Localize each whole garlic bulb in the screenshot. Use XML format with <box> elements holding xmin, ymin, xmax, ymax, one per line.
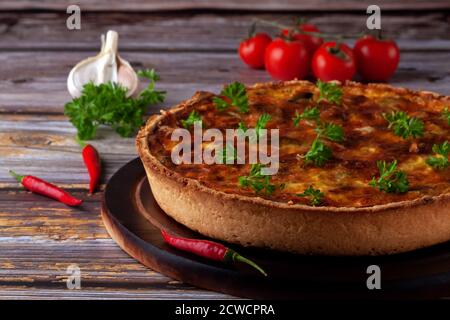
<box><xmin>67</xmin><ymin>30</ymin><xmax>139</xmax><ymax>98</ymax></box>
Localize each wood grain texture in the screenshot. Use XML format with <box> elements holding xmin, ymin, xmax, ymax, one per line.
<box><xmin>0</xmin><ymin>12</ymin><xmax>448</xmax><ymax>51</ymax></box>
<box><xmin>0</xmin><ymin>50</ymin><xmax>448</xmax><ymax>114</ymax></box>
<box><xmin>0</xmin><ymin>190</ymin><xmax>230</xmax><ymax>299</ymax></box>
<box><xmin>0</xmin><ymin>115</ymin><xmax>137</xmax><ymax>184</ymax></box>
<box><xmin>0</xmin><ymin>288</ymin><xmax>230</xmax><ymax>300</ymax></box>
<box><xmin>2</xmin><ymin>0</ymin><xmax>450</xmax><ymax>12</ymax></box>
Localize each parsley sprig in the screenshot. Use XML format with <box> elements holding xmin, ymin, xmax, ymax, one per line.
<box><xmin>213</xmin><ymin>82</ymin><xmax>249</xmax><ymax>113</ymax></box>
<box><xmin>304</xmin><ymin>137</ymin><xmax>332</xmax><ymax>166</ymax></box>
<box><xmin>294</xmin><ymin>107</ymin><xmax>343</xmax><ymax>166</ymax></box>
<box><xmin>302</xmin><ymin>123</ymin><xmax>343</xmax><ymax>166</ymax></box>
<box><xmin>136</xmin><ymin>69</ymin><xmax>166</xmax><ymax>104</ymax></box>
<box><xmin>238</xmin><ymin>113</ymin><xmax>271</xmax><ymax>141</ymax></box>
<box><xmin>238</xmin><ymin>122</ymin><xmax>248</xmax><ymax>132</ymax></box>
<box><xmin>181</xmin><ymin>110</ymin><xmax>202</xmax><ymax>128</ymax></box>
<box><xmin>426</xmin><ymin>141</ymin><xmax>450</xmax><ymax>169</ymax></box>
<box><xmin>369</xmin><ymin>160</ymin><xmax>409</xmax><ymax>193</ymax></box>
<box><xmin>315</xmin><ymin>122</ymin><xmax>344</xmax><ymax>142</ymax></box>
<box><xmin>218</xmin><ymin>144</ymin><xmax>239</xmax><ymax>164</ymax></box>
<box><xmin>64</xmin><ymin>69</ymin><xmax>165</xmax><ymax>140</ymax></box>
<box><xmin>238</xmin><ymin>164</ymin><xmax>276</xmax><ymax>195</ymax></box>
<box><xmin>297</xmin><ymin>185</ymin><xmax>324</xmax><ymax>206</ymax></box>
<box><xmin>442</xmin><ymin>107</ymin><xmax>450</xmax><ymax>126</ymax></box>
<box><xmin>316</xmin><ymin>80</ymin><xmax>342</xmax><ymax>105</ymax></box>
<box><xmin>294</xmin><ymin>105</ymin><xmax>343</xmax><ymax>166</ymax></box>
<box><xmin>293</xmin><ymin>106</ymin><xmax>320</xmax><ymax>126</ymax></box>
<box><xmin>384</xmin><ymin>111</ymin><xmax>424</xmax><ymax>139</ymax></box>
<box><xmin>255</xmin><ymin>113</ymin><xmax>271</xmax><ymax>138</ymax></box>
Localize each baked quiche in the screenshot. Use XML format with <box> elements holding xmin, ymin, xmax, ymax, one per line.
<box><xmin>136</xmin><ymin>80</ymin><xmax>450</xmax><ymax>256</ymax></box>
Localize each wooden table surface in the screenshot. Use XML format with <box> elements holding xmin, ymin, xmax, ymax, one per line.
<box><xmin>0</xmin><ymin>1</ymin><xmax>449</xmax><ymax>299</ymax></box>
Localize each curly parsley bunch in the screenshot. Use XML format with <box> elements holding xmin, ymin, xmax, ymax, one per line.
<box><xmin>64</xmin><ymin>69</ymin><xmax>165</xmax><ymax>140</ymax></box>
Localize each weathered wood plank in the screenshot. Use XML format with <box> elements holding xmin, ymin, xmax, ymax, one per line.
<box><xmin>0</xmin><ymin>50</ymin><xmax>448</xmax><ymax>114</ymax></box>
<box><xmin>0</xmin><ymin>114</ymin><xmax>136</xmax><ymax>184</ymax></box>
<box><xmin>0</xmin><ymin>190</ymin><xmax>232</xmax><ymax>299</ymax></box>
<box><xmin>0</xmin><ymin>12</ymin><xmax>448</xmax><ymax>51</ymax></box>
<box><xmin>0</xmin><ymin>288</ymin><xmax>231</xmax><ymax>299</ymax></box>
<box><xmin>2</xmin><ymin>0</ymin><xmax>449</xmax><ymax>12</ymax></box>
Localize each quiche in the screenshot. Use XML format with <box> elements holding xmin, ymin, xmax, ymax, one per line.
<box><xmin>136</xmin><ymin>80</ymin><xmax>450</xmax><ymax>256</ymax></box>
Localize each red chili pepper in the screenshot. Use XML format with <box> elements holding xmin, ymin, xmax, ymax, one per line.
<box><xmin>161</xmin><ymin>229</ymin><xmax>267</xmax><ymax>276</ymax></box>
<box><xmin>79</xmin><ymin>142</ymin><xmax>101</xmax><ymax>194</ymax></box>
<box><xmin>9</xmin><ymin>170</ymin><xmax>82</xmax><ymax>207</ymax></box>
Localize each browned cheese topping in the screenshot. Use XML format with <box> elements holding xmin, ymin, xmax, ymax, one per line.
<box><xmin>148</xmin><ymin>81</ymin><xmax>450</xmax><ymax>207</ymax></box>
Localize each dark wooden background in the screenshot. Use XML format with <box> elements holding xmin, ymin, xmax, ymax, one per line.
<box><xmin>0</xmin><ymin>0</ymin><xmax>449</xmax><ymax>299</ymax></box>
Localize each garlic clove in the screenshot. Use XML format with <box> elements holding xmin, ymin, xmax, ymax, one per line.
<box><xmin>117</xmin><ymin>59</ymin><xmax>139</xmax><ymax>96</ymax></box>
<box><xmin>67</xmin><ymin>30</ymin><xmax>139</xmax><ymax>98</ymax></box>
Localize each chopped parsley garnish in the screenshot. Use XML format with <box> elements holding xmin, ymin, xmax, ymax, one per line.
<box><xmin>316</xmin><ymin>80</ymin><xmax>342</xmax><ymax>105</ymax></box>
<box><xmin>384</xmin><ymin>111</ymin><xmax>424</xmax><ymax>139</ymax></box>
<box><xmin>181</xmin><ymin>110</ymin><xmax>202</xmax><ymax>128</ymax></box>
<box><xmin>303</xmin><ymin>137</ymin><xmax>332</xmax><ymax>167</ymax></box>
<box><xmin>255</xmin><ymin>113</ymin><xmax>271</xmax><ymax>138</ymax></box>
<box><xmin>369</xmin><ymin>160</ymin><xmax>409</xmax><ymax>193</ymax></box>
<box><xmin>64</xmin><ymin>69</ymin><xmax>165</xmax><ymax>140</ymax></box>
<box><xmin>238</xmin><ymin>121</ymin><xmax>248</xmax><ymax>132</ymax></box>
<box><xmin>297</xmin><ymin>185</ymin><xmax>324</xmax><ymax>206</ymax></box>
<box><xmin>442</xmin><ymin>107</ymin><xmax>450</xmax><ymax>126</ymax></box>
<box><xmin>238</xmin><ymin>114</ymin><xmax>271</xmax><ymax>141</ymax></box>
<box><xmin>293</xmin><ymin>106</ymin><xmax>320</xmax><ymax>126</ymax></box>
<box><xmin>213</xmin><ymin>96</ymin><xmax>229</xmax><ymax>110</ymax></box>
<box><xmin>294</xmin><ymin>103</ymin><xmax>343</xmax><ymax>166</ymax></box>
<box><xmin>426</xmin><ymin>141</ymin><xmax>450</xmax><ymax>169</ymax></box>
<box><xmin>315</xmin><ymin>122</ymin><xmax>344</xmax><ymax>142</ymax></box>
<box><xmin>213</xmin><ymin>81</ymin><xmax>249</xmax><ymax>113</ymax></box>
<box><xmin>218</xmin><ymin>145</ymin><xmax>238</xmax><ymax>164</ymax></box>
<box><xmin>238</xmin><ymin>164</ymin><xmax>276</xmax><ymax>195</ymax></box>
<box><xmin>136</xmin><ymin>69</ymin><xmax>166</xmax><ymax>105</ymax></box>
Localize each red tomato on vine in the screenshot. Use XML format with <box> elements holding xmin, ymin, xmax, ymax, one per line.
<box><xmin>353</xmin><ymin>35</ymin><xmax>400</xmax><ymax>82</ymax></box>
<box><xmin>264</xmin><ymin>38</ymin><xmax>310</xmax><ymax>81</ymax></box>
<box><xmin>312</xmin><ymin>42</ymin><xmax>356</xmax><ymax>82</ymax></box>
<box><xmin>238</xmin><ymin>32</ymin><xmax>272</xmax><ymax>69</ymax></box>
<box><xmin>281</xmin><ymin>23</ymin><xmax>323</xmax><ymax>57</ymax></box>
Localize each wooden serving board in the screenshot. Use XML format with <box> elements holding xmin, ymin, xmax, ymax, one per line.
<box><xmin>101</xmin><ymin>158</ymin><xmax>450</xmax><ymax>299</ymax></box>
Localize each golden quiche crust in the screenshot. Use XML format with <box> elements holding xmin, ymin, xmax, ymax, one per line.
<box><xmin>137</xmin><ymin>80</ymin><xmax>450</xmax><ymax>256</ymax></box>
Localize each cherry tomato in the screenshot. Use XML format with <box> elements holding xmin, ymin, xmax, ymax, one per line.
<box><xmin>238</xmin><ymin>33</ymin><xmax>272</xmax><ymax>69</ymax></box>
<box><xmin>312</xmin><ymin>42</ymin><xmax>356</xmax><ymax>82</ymax></box>
<box><xmin>353</xmin><ymin>35</ymin><xmax>400</xmax><ymax>82</ymax></box>
<box><xmin>264</xmin><ymin>38</ymin><xmax>310</xmax><ymax>81</ymax></box>
<box><xmin>282</xmin><ymin>23</ymin><xmax>323</xmax><ymax>56</ymax></box>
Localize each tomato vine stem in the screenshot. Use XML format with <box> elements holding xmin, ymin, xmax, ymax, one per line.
<box><xmin>254</xmin><ymin>18</ymin><xmax>363</xmax><ymax>41</ymax></box>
